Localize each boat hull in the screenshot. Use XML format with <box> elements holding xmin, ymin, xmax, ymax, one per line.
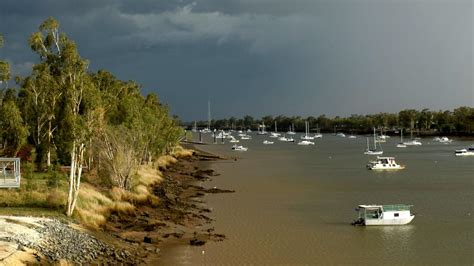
<box><xmin>364</xmin><ymin>215</ymin><xmax>415</xmax><ymax>225</ymax></box>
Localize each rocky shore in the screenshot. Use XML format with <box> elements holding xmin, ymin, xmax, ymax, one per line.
<box><xmin>0</xmin><ymin>146</ymin><xmax>232</xmax><ymax>264</ymax></box>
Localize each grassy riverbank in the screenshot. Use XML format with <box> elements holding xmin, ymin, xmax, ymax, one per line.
<box><xmin>0</xmin><ymin>145</ymin><xmax>233</xmax><ymax>264</ymax></box>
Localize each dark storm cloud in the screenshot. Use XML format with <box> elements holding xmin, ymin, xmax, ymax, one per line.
<box><xmin>0</xmin><ymin>0</ymin><xmax>472</xmax><ymax>120</ymax></box>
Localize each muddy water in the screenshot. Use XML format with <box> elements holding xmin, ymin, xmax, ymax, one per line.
<box><xmin>160</xmin><ymin>134</ymin><xmax>473</xmax><ymax>265</ymax></box>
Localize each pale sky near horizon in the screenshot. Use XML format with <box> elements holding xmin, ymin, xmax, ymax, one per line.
<box><xmin>0</xmin><ymin>0</ymin><xmax>472</xmax><ymax>121</ymax></box>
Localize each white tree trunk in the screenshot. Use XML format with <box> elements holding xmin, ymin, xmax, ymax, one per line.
<box><xmin>67</xmin><ymin>142</ymin><xmax>85</xmax><ymax>217</ymax></box>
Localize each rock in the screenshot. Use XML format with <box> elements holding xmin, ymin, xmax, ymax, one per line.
<box><xmin>190</xmin><ymin>238</ymin><xmax>206</xmax><ymax>246</ymax></box>
<box><xmin>144</xmin><ymin>236</ymin><xmax>152</xmax><ymax>243</ymax></box>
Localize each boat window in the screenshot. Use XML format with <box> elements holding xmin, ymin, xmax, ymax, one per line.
<box><xmin>394</xmin><ymin>213</ymin><xmax>399</xmax><ymax>217</ymax></box>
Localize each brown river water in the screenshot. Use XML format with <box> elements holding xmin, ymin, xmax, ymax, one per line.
<box><xmin>159</xmin><ymin>133</ymin><xmax>473</xmax><ymax>265</ymax></box>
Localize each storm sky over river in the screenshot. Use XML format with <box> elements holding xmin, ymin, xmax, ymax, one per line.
<box><xmin>0</xmin><ymin>0</ymin><xmax>472</xmax><ymax>120</ymax></box>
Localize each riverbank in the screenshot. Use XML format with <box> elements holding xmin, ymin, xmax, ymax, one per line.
<box><xmin>0</xmin><ymin>145</ymin><xmax>234</xmax><ymax>264</ymax></box>
<box><xmin>102</xmin><ymin>145</ymin><xmax>234</xmax><ymax>264</ymax></box>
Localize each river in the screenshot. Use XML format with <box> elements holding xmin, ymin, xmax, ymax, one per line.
<box><xmin>160</xmin><ymin>133</ymin><xmax>473</xmax><ymax>265</ymax></box>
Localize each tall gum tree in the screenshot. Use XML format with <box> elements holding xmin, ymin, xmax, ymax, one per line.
<box><xmin>28</xmin><ymin>18</ymin><xmax>64</xmax><ymax>167</ymax></box>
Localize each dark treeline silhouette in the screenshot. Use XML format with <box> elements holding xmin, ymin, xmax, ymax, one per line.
<box><xmin>187</xmin><ymin>107</ymin><xmax>474</xmax><ymax>136</ymax></box>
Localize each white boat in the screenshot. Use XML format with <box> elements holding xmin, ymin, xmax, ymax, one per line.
<box><xmin>237</xmin><ymin>130</ymin><xmax>243</xmax><ymax>134</ymax></box>
<box><xmin>270</xmin><ymin>121</ymin><xmax>281</xmax><ymax>138</ymax></box>
<box><xmin>367</xmin><ymin>156</ymin><xmax>405</xmax><ymax>170</ymax></box>
<box><xmin>287</xmin><ymin>124</ymin><xmax>296</xmax><ymax>135</ymax></box>
<box><xmin>364</xmin><ymin>128</ymin><xmax>383</xmax><ymax>155</ymax></box>
<box><xmin>269</xmin><ymin>132</ymin><xmax>280</xmax><ymax>138</ymax></box>
<box><xmin>229</xmin><ymin>137</ymin><xmax>240</xmax><ymax>143</ymax></box>
<box><xmin>455</xmin><ymin>146</ymin><xmax>474</xmax><ymax>156</ymax></box>
<box><xmin>279</xmin><ymin>135</ymin><xmax>294</xmax><ymax>142</ymax></box>
<box><xmin>314</xmin><ymin>128</ymin><xmax>323</xmax><ymax>139</ymax></box>
<box><xmin>437</xmin><ymin>136</ymin><xmax>452</xmax><ymax>143</ymax></box>
<box><xmin>297</xmin><ymin>140</ymin><xmax>315</xmax><ymax>145</ymax></box>
<box><xmin>336</xmin><ymin>132</ymin><xmax>346</xmax><ymax>137</ymax></box>
<box><xmin>232</xmin><ymin>144</ymin><xmax>248</xmax><ymax>151</ymax></box>
<box><xmin>403</xmin><ymin>128</ymin><xmax>422</xmax><ymax>146</ymax></box>
<box><xmin>352</xmin><ymin>204</ymin><xmax>415</xmax><ymax>226</ymax></box>
<box><xmin>301</xmin><ymin>121</ymin><xmax>315</xmax><ymax>140</ymax></box>
<box><xmin>263</xmin><ymin>140</ymin><xmax>274</xmax><ymax>145</ymax></box>
<box><xmin>247</xmin><ymin>128</ymin><xmax>252</xmax><ymax>133</ymax></box>
<box><xmin>257</xmin><ymin>123</ymin><xmax>268</xmax><ymax>135</ymax></box>
<box><xmin>396</xmin><ymin>128</ymin><xmax>407</xmax><ymax>148</ymax></box>
<box><xmin>240</xmin><ymin>135</ymin><xmax>251</xmax><ymax>140</ymax></box>
<box><xmin>348</xmin><ymin>135</ymin><xmax>357</xmax><ymax>139</ymax></box>
<box><xmin>403</xmin><ymin>139</ymin><xmax>422</xmax><ymax>146</ymax></box>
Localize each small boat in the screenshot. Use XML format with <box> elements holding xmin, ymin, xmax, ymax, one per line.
<box><xmin>336</xmin><ymin>132</ymin><xmax>346</xmax><ymax>137</ymax></box>
<box><xmin>351</xmin><ymin>204</ymin><xmax>415</xmax><ymax>226</ymax></box>
<box><xmin>232</xmin><ymin>144</ymin><xmax>248</xmax><ymax>151</ymax></box>
<box><xmin>301</xmin><ymin>121</ymin><xmax>315</xmax><ymax>140</ymax></box>
<box><xmin>263</xmin><ymin>140</ymin><xmax>274</xmax><ymax>145</ymax></box>
<box><xmin>314</xmin><ymin>127</ymin><xmax>323</xmax><ymax>139</ymax></box>
<box><xmin>367</xmin><ymin>156</ymin><xmax>405</xmax><ymax>170</ymax></box>
<box><xmin>297</xmin><ymin>140</ymin><xmax>315</xmax><ymax>145</ymax></box>
<box><xmin>348</xmin><ymin>135</ymin><xmax>357</xmax><ymax>139</ymax></box>
<box><xmin>192</xmin><ymin>121</ymin><xmax>198</xmax><ymax>132</ymax></box>
<box><xmin>403</xmin><ymin>139</ymin><xmax>422</xmax><ymax>146</ymax></box>
<box><xmin>270</xmin><ymin>121</ymin><xmax>281</xmax><ymax>138</ymax></box>
<box><xmin>364</xmin><ymin>128</ymin><xmax>383</xmax><ymax>155</ymax></box>
<box><xmin>257</xmin><ymin>123</ymin><xmax>268</xmax><ymax>135</ymax></box>
<box><xmin>279</xmin><ymin>135</ymin><xmax>295</xmax><ymax>142</ymax></box>
<box><xmin>269</xmin><ymin>132</ymin><xmax>280</xmax><ymax>138</ymax></box>
<box><xmin>396</xmin><ymin>128</ymin><xmax>407</xmax><ymax>148</ymax></box>
<box><xmin>287</xmin><ymin>124</ymin><xmax>296</xmax><ymax>135</ymax></box>
<box><xmin>455</xmin><ymin>146</ymin><xmax>474</xmax><ymax>156</ymax></box>
<box><xmin>403</xmin><ymin>128</ymin><xmax>422</xmax><ymax>146</ymax></box>
<box><xmin>436</xmin><ymin>136</ymin><xmax>452</xmax><ymax>143</ymax></box>
<box><xmin>229</xmin><ymin>137</ymin><xmax>240</xmax><ymax>143</ymax></box>
<box><xmin>247</xmin><ymin>128</ymin><xmax>252</xmax><ymax>133</ymax></box>
<box><xmin>240</xmin><ymin>135</ymin><xmax>252</xmax><ymax>140</ymax></box>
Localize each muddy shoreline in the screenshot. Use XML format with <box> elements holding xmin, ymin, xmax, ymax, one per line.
<box><xmin>96</xmin><ymin>145</ymin><xmax>233</xmax><ymax>264</ymax></box>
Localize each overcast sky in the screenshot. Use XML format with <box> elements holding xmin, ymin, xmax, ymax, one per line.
<box><xmin>0</xmin><ymin>0</ymin><xmax>472</xmax><ymax>121</ymax></box>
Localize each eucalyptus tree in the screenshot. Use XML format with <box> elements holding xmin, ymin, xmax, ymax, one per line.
<box><xmin>27</xmin><ymin>18</ymin><xmax>66</xmax><ymax>167</ymax></box>
<box><xmin>0</xmin><ymin>34</ymin><xmax>10</xmax><ymax>89</ymax></box>
<box><xmin>27</xmin><ymin>17</ymin><xmax>97</xmax><ymax>216</ymax></box>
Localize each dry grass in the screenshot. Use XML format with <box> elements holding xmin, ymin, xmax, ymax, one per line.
<box><xmin>1</xmin><ymin>153</ymin><xmax>183</xmax><ymax>230</ymax></box>
<box><xmin>0</xmin><ymin>187</ymin><xmax>67</xmax><ymax>210</ymax></box>
<box><xmin>156</xmin><ymin>155</ymin><xmax>177</xmax><ymax>170</ymax></box>
<box><xmin>171</xmin><ymin>146</ymin><xmax>194</xmax><ymax>158</ymax></box>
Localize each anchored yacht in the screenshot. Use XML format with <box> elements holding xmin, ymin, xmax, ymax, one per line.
<box><xmin>367</xmin><ymin>156</ymin><xmax>405</xmax><ymax>170</ymax></box>
<box><xmin>455</xmin><ymin>146</ymin><xmax>474</xmax><ymax>156</ymax></box>
<box><xmin>232</xmin><ymin>144</ymin><xmax>248</xmax><ymax>151</ymax></box>
<box><xmin>297</xmin><ymin>140</ymin><xmax>315</xmax><ymax>145</ymax></box>
<box><xmin>352</xmin><ymin>204</ymin><xmax>415</xmax><ymax>226</ymax></box>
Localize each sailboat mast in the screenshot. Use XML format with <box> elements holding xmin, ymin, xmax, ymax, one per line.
<box><xmin>207</xmin><ymin>100</ymin><xmax>211</xmax><ymax>130</ymax></box>
<box><xmin>373</xmin><ymin>127</ymin><xmax>377</xmax><ymax>150</ymax></box>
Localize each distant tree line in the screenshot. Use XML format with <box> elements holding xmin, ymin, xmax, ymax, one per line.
<box><xmin>0</xmin><ymin>18</ymin><xmax>183</xmax><ymax>216</ymax></box>
<box><xmin>188</xmin><ymin>107</ymin><xmax>474</xmax><ymax>136</ymax></box>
